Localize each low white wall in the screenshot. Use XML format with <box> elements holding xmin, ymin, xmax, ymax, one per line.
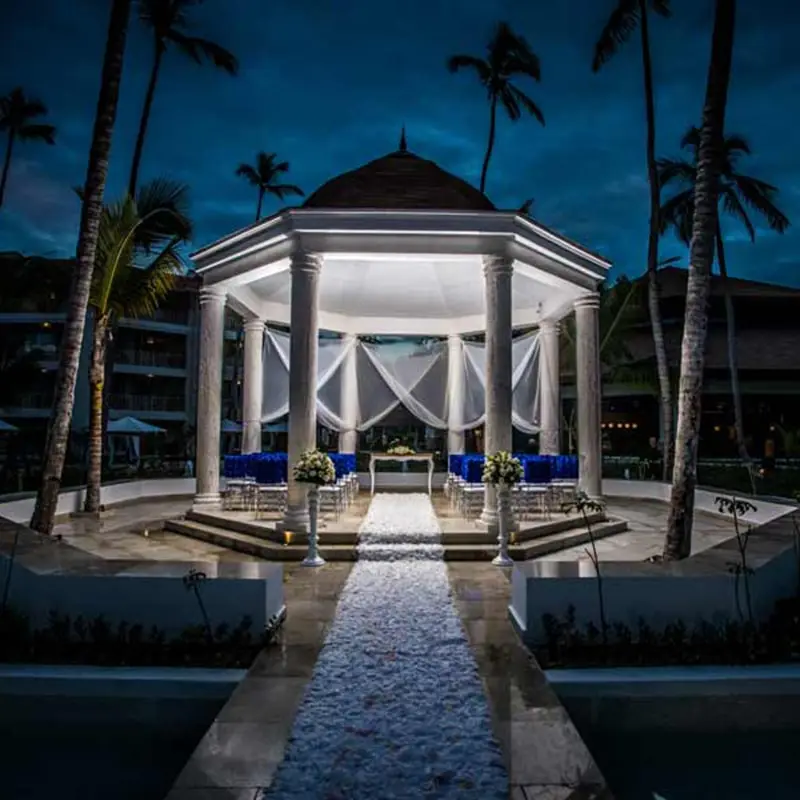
<box><xmin>0</xmin><ymin>477</ymin><xmax>196</xmax><ymax>524</ymax></box>
<box><xmin>603</xmin><ymin>479</ymin><xmax>795</xmax><ymax>526</ymax></box>
<box><xmin>510</xmin><ymin>544</ymin><xmax>799</xmax><ymax>645</ymax></box>
<box><xmin>0</xmin><ymin>554</ymin><xmax>284</xmax><ymax>637</ymax></box>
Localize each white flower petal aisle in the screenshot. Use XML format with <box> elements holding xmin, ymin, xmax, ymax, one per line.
<box><xmin>264</xmin><ymin>493</ymin><xmax>508</xmax><ymax>799</ymax></box>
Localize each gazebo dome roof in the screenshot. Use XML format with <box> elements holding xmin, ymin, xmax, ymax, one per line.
<box><xmin>302</xmin><ymin>145</ymin><xmax>495</xmax><ymax>212</ymax></box>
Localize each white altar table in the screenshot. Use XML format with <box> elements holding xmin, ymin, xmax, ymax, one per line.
<box><xmin>369</xmin><ymin>453</ymin><xmax>435</xmax><ymax>495</ymax></box>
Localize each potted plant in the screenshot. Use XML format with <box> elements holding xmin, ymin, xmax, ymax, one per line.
<box><xmin>482</xmin><ymin>451</ymin><xmax>524</xmax><ymax>566</ymax></box>
<box><xmin>293</xmin><ymin>448</ymin><xmax>336</xmax><ymax>567</ymax></box>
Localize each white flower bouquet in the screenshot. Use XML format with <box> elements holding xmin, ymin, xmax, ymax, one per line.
<box><xmin>387</xmin><ymin>444</ymin><xmax>416</xmax><ymax>456</ymax></box>
<box><xmin>293</xmin><ymin>449</ymin><xmax>336</xmax><ymax>486</ymax></box>
<box><xmin>482</xmin><ymin>451</ymin><xmax>524</xmax><ymax>487</ymax></box>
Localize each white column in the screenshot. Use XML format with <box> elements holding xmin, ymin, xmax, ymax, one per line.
<box><xmin>480</xmin><ymin>255</ymin><xmax>514</xmax><ymax>527</ymax></box>
<box><xmin>281</xmin><ymin>251</ymin><xmax>322</xmax><ymax>532</ymax></box>
<box><xmin>538</xmin><ymin>319</ymin><xmax>561</xmax><ymax>456</ymax></box>
<box><xmin>242</xmin><ymin>318</ymin><xmax>265</xmax><ymax>454</ymax></box>
<box><xmin>338</xmin><ymin>333</ymin><xmax>359</xmax><ymax>453</ymax></box>
<box><xmin>195</xmin><ymin>286</ymin><xmax>227</xmax><ymax>505</ymax></box>
<box><xmin>575</xmin><ymin>293</ymin><xmax>602</xmax><ymax>498</ymax></box>
<box><xmin>447</xmin><ymin>334</ymin><xmax>465</xmax><ymax>455</ymax></box>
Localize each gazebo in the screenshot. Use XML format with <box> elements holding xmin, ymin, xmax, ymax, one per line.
<box><xmin>190</xmin><ymin>139</ymin><xmax>609</xmax><ymax>533</ymax></box>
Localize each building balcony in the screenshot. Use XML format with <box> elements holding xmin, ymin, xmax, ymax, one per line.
<box><xmin>114</xmin><ymin>349</ymin><xmax>187</xmax><ymax>369</ymax></box>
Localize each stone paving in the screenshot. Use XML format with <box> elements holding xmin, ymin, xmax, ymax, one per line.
<box><xmin>53</xmin><ymin>494</ymin><xmax>737</xmax><ymax>567</ymax></box>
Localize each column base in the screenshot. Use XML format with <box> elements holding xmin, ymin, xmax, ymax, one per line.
<box><xmin>193</xmin><ymin>492</ymin><xmax>221</xmax><ymax>507</ymax></box>
<box><xmin>277</xmin><ymin>504</ymin><xmax>310</xmax><ymax>534</ymax></box>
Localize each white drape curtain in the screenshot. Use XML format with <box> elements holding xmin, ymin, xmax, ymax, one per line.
<box><xmin>261</xmin><ymin>328</ymin><xmax>541</xmax><ymax>434</ymax></box>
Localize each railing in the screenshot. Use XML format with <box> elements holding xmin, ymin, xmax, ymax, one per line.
<box><xmin>114</xmin><ymin>349</ymin><xmax>186</xmax><ymax>368</ymax></box>
<box><xmin>119</xmin><ymin>308</ymin><xmax>190</xmax><ymax>326</ymax></box>
<box><xmin>108</xmin><ymin>394</ymin><xmax>185</xmax><ymax>412</ymax></box>
<box><xmin>1</xmin><ymin>392</ymin><xmax>52</xmax><ymax>409</ymax></box>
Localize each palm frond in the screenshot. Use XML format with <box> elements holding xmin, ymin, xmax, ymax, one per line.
<box><xmin>657</xmin><ymin>157</ymin><xmax>695</xmax><ymax>188</ymax></box>
<box><xmin>111</xmin><ymin>239</ymin><xmax>182</xmax><ymax>319</ymax></box>
<box><xmin>268</xmin><ymin>183</ymin><xmax>304</xmax><ymax>200</ymax></box>
<box><xmin>592</xmin><ymin>0</ymin><xmax>640</xmax><ymax>72</ymax></box>
<box><xmin>167</xmin><ymin>31</ymin><xmax>239</xmax><ymax>74</ymax></box>
<box><xmin>721</xmin><ymin>189</ymin><xmax>756</xmax><ymax>242</ymax></box>
<box><xmin>507</xmin><ymin>85</ymin><xmax>545</xmax><ymax>125</ymax></box>
<box><xmin>446</xmin><ymin>54</ymin><xmax>491</xmax><ymax>83</ymax></box>
<box><xmin>733</xmin><ymin>175</ymin><xmax>790</xmax><ymax>233</ymax></box>
<box><xmin>649</xmin><ymin>0</ymin><xmax>672</xmax><ymax>17</ymax></box>
<box><xmin>659</xmin><ymin>188</ymin><xmax>694</xmax><ymax>243</ymax></box>
<box><xmin>135</xmin><ymin>178</ymin><xmax>193</xmax><ymax>247</ymax></box>
<box><xmin>235</xmin><ymin>163</ymin><xmax>260</xmax><ymax>185</ymax></box>
<box><xmin>17</xmin><ymin>123</ymin><xmax>56</xmax><ymax>144</ymax></box>
<box><xmin>498</xmin><ymin>87</ymin><xmax>521</xmax><ymax>121</ymax></box>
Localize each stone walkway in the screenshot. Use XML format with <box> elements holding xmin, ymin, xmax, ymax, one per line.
<box><xmin>169</xmin><ymin>495</ymin><xmax>611</xmax><ymax>799</ymax></box>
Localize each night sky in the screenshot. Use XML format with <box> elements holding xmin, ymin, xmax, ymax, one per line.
<box><xmin>2</xmin><ymin>0</ymin><xmax>799</xmax><ymax>286</ymax></box>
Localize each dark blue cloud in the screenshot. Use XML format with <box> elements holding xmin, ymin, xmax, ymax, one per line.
<box><xmin>1</xmin><ymin>0</ymin><xmax>799</xmax><ymax>286</ymax></box>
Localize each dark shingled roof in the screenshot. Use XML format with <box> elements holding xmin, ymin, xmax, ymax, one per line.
<box><xmin>302</xmin><ymin>149</ymin><xmax>496</xmax><ymax>211</ymax></box>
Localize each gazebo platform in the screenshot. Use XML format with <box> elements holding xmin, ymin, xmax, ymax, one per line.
<box><xmin>163</xmin><ymin>493</ymin><xmax>627</xmax><ymax>562</ymax></box>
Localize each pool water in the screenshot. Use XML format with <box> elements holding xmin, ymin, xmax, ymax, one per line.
<box><xmin>559</xmin><ymin>694</ymin><xmax>800</xmax><ymax>800</ymax></box>
<box><xmin>0</xmin><ymin>693</ymin><xmax>227</xmax><ymax>800</ymax></box>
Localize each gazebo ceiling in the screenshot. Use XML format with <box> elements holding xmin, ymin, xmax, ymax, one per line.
<box><xmin>302</xmin><ymin>148</ymin><xmax>495</xmax><ymax>212</ymax></box>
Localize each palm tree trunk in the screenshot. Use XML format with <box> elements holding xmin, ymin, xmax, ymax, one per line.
<box><xmin>0</xmin><ymin>131</ymin><xmax>14</xmax><ymax>208</ymax></box>
<box><xmin>479</xmin><ymin>95</ymin><xmax>498</xmax><ymax>195</ymax></box>
<box><xmin>84</xmin><ymin>314</ymin><xmax>109</xmax><ymax>513</ymax></box>
<box><xmin>664</xmin><ymin>0</ymin><xmax>736</xmax><ymax>560</ymax></box>
<box><xmin>639</xmin><ymin>1</ymin><xmax>673</xmax><ymax>481</ymax></box>
<box><xmin>128</xmin><ymin>43</ymin><xmax>163</xmax><ymax>198</ymax></box>
<box><xmin>716</xmin><ymin>221</ymin><xmax>755</xmax><ymax>493</ymax></box>
<box><xmin>256</xmin><ymin>188</ymin><xmax>264</xmax><ymax>221</ymax></box>
<box><xmin>30</xmin><ymin>0</ymin><xmax>132</xmax><ymax>536</ymax></box>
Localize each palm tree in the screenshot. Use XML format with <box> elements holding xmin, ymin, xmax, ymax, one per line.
<box><xmin>84</xmin><ymin>179</ymin><xmax>191</xmax><ymax>512</ymax></box>
<box><xmin>447</xmin><ymin>22</ymin><xmax>545</xmax><ymax>194</ymax></box>
<box><xmin>593</xmin><ymin>0</ymin><xmax>674</xmax><ymax>480</ymax></box>
<box><xmin>659</xmin><ymin>127</ymin><xmax>789</xmax><ymax>494</ymax></box>
<box><xmin>235</xmin><ymin>152</ymin><xmax>304</xmax><ymax>221</ymax></box>
<box><xmin>129</xmin><ymin>0</ymin><xmax>238</xmax><ymax>196</ymax></box>
<box><xmin>30</xmin><ymin>0</ymin><xmax>133</xmax><ymax>536</ymax></box>
<box><xmin>664</xmin><ymin>0</ymin><xmax>737</xmax><ymax>560</ymax></box>
<box><xmin>0</xmin><ymin>88</ymin><xmax>56</xmax><ymax>208</ymax></box>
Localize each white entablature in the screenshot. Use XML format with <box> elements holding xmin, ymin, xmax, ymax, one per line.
<box><xmin>191</xmin><ymin>208</ymin><xmax>611</xmax><ymax>335</ymax></box>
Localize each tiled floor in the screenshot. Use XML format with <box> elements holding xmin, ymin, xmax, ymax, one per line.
<box><xmin>54</xmin><ymin>494</ymin><xmax>737</xmax><ymax>568</ymax></box>
<box><xmin>446</xmin><ymin>563</ymin><xmax>611</xmax><ymax>799</ymax></box>
<box><xmin>167</xmin><ymin>562</ymin><xmax>352</xmax><ymax>799</ymax></box>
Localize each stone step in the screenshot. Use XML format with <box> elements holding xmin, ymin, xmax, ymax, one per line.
<box><xmin>165</xmin><ymin>519</ymin><xmax>358</xmax><ymax>561</ymax></box>
<box><xmin>164</xmin><ymin>515</ymin><xmax>629</xmax><ymax>562</ymax></box>
<box><xmin>510</xmin><ymin>517</ymin><xmax>628</xmax><ymax>559</ymax></box>
<box><xmin>185</xmin><ymin>509</ymin><xmax>358</xmax><ymax>546</ymax></box>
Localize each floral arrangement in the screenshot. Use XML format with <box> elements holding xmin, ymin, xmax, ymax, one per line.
<box><xmin>482</xmin><ymin>451</ymin><xmax>524</xmax><ymax>487</ymax></box>
<box><xmin>387</xmin><ymin>438</ymin><xmax>415</xmax><ymax>456</ymax></box>
<box><xmin>293</xmin><ymin>449</ymin><xmax>336</xmax><ymax>485</ymax></box>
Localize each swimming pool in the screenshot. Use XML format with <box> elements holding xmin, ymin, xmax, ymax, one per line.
<box><xmin>549</xmin><ymin>666</ymin><xmax>800</xmax><ymax>800</ymax></box>
<box><xmin>0</xmin><ymin>666</ymin><xmax>243</xmax><ymax>800</ymax></box>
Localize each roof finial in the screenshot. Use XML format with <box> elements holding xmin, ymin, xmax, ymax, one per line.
<box><xmin>399</xmin><ymin>125</ymin><xmax>407</xmax><ymax>152</ymax></box>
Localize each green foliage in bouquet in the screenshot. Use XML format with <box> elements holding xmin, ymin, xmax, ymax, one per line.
<box><xmin>293</xmin><ymin>449</ymin><xmax>336</xmax><ymax>485</ymax></box>
<box><xmin>482</xmin><ymin>451</ymin><xmax>524</xmax><ymax>487</ymax></box>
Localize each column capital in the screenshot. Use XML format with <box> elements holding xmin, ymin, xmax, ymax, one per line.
<box><xmin>290</xmin><ymin>250</ymin><xmax>323</xmax><ymax>274</ymax></box>
<box><xmin>198</xmin><ymin>285</ymin><xmax>227</xmax><ymax>307</ymax></box>
<box><xmin>447</xmin><ymin>332</ymin><xmax>462</xmax><ymax>344</ymax></box>
<box><xmin>539</xmin><ymin>319</ymin><xmax>561</xmax><ymax>335</ymax></box>
<box><xmin>243</xmin><ymin>318</ymin><xmax>266</xmax><ymax>334</ymax></box>
<box><xmin>574</xmin><ymin>292</ymin><xmax>601</xmax><ymax>311</ymax></box>
<box><xmin>482</xmin><ymin>254</ymin><xmax>514</xmax><ymax>277</ymax></box>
